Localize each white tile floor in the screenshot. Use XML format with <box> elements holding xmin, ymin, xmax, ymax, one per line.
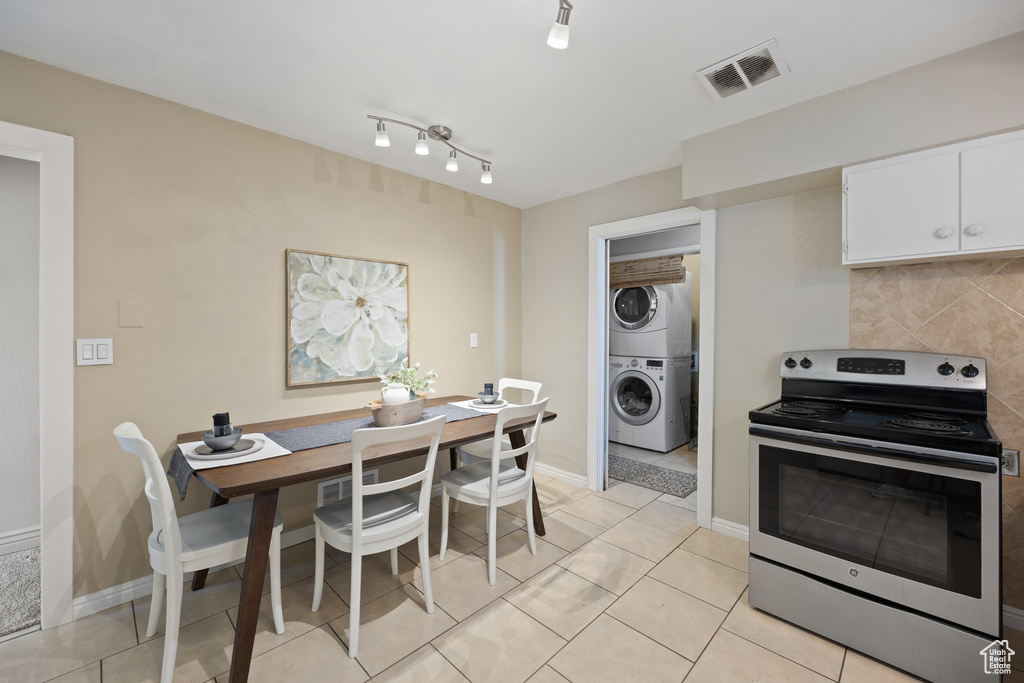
<box><xmin>609</xmin><ymin>440</ymin><xmax>699</xmax><ymax>511</ymax></box>
<box><xmin>2</xmin><ymin>475</ymin><xmax>995</xmax><ymax>683</ymax></box>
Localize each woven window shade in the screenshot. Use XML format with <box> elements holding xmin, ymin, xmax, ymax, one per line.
<box><xmin>609</xmin><ymin>254</ymin><xmax>686</xmax><ymax>289</ymax></box>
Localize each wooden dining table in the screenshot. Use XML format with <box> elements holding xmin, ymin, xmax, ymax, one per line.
<box><xmin>175</xmin><ymin>395</ymin><xmax>556</xmax><ymax>683</ymax></box>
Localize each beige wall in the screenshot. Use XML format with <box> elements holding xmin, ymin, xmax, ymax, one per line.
<box><xmin>850</xmin><ymin>258</ymin><xmax>1024</xmax><ymax>608</ymax></box>
<box><xmin>522</xmin><ymin>168</ymin><xmax>689</xmax><ymax>477</ymax></box>
<box><xmin>712</xmin><ymin>188</ymin><xmax>850</xmax><ymax>523</ymax></box>
<box><xmin>681</xmin><ymin>31</ymin><xmax>1024</xmax><ymax>209</ymax></box>
<box><xmin>0</xmin><ymin>51</ymin><xmax>523</xmax><ymax>597</ymax></box>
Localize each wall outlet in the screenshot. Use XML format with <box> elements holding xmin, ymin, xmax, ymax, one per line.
<box><xmin>1002</xmin><ymin>449</ymin><xmax>1020</xmax><ymax>477</ymax></box>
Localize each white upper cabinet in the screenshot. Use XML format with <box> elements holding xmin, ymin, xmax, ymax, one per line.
<box><xmin>843</xmin><ymin>129</ymin><xmax>1024</xmax><ymax>266</ymax></box>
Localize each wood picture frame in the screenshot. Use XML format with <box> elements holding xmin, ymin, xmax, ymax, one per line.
<box><xmin>286</xmin><ymin>249</ymin><xmax>410</xmax><ymax>386</ymax></box>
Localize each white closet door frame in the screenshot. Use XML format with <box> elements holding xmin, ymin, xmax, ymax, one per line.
<box><xmin>0</xmin><ymin>120</ymin><xmax>75</xmax><ymax>629</ymax></box>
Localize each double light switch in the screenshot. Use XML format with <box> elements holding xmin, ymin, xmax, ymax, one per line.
<box><xmin>77</xmin><ymin>338</ymin><xmax>113</xmax><ymax>366</ymax></box>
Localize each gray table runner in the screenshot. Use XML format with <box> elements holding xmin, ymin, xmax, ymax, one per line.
<box><xmin>168</xmin><ymin>403</ymin><xmax>486</xmax><ymax>501</ymax></box>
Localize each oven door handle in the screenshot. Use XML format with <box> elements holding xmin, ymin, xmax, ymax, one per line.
<box><xmin>749</xmin><ymin>427</ymin><xmax>1000</xmax><ymax>473</ymax></box>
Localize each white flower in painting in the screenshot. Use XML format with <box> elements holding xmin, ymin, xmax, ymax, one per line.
<box><xmin>290</xmin><ymin>255</ymin><xmax>408</xmax><ymax>377</ymax></box>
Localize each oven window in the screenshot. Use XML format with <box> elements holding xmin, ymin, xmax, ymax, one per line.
<box><xmin>757</xmin><ymin>445</ymin><xmax>983</xmax><ymax>598</ymax></box>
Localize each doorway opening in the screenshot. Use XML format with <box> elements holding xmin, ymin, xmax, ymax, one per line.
<box><xmin>586</xmin><ymin>208</ymin><xmax>716</xmax><ymax>529</ymax></box>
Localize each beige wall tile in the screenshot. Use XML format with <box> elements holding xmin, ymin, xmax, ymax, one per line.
<box><xmin>979</xmin><ymin>257</ymin><xmax>1024</xmax><ymax>312</ymax></box>
<box><xmin>856</xmin><ymin>262</ymin><xmax>973</xmax><ymax>331</ymax></box>
<box><xmin>850</xmin><ymin>267</ymin><xmax>881</xmax><ymax>293</ymax></box>
<box><xmin>504</xmin><ymin>565</ymin><xmax>618</xmax><ymax>640</ymax></box>
<box><xmin>949</xmin><ymin>257</ymin><xmax>1014</xmax><ymax>284</ymax></box>
<box><xmin>850</xmin><ymin>294</ymin><xmax>908</xmax><ymax>349</ymax></box>
<box><xmin>548</xmin><ymin>614</ymin><xmax>691</xmax><ymax>683</ymax></box>
<box><xmin>433</xmin><ymin>600</ymin><xmax>565</xmax><ymax>683</ymax></box>
<box><xmin>915</xmin><ymin>288</ymin><xmax>1024</xmax><ymax>368</ymax></box>
<box><xmin>606</xmin><ymin>576</ymin><xmax>725</xmax><ymax>661</ymax></box>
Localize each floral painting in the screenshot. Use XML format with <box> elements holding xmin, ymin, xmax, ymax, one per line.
<box><xmin>286</xmin><ymin>249</ymin><xmax>409</xmax><ymax>386</ymax></box>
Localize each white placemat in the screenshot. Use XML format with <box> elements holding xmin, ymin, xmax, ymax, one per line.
<box><xmin>448</xmin><ymin>399</ymin><xmax>521</xmax><ymax>413</ymax></box>
<box><xmin>178</xmin><ymin>433</ymin><xmax>292</xmax><ymax>470</ymax></box>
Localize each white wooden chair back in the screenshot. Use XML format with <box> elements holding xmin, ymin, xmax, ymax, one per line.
<box><xmin>114</xmin><ymin>421</ymin><xmax>182</xmax><ymax>568</ymax></box>
<box><xmin>348</xmin><ymin>415</ymin><xmax>445</xmax><ymax>554</ymax></box>
<box><xmin>496</xmin><ymin>378</ymin><xmax>543</xmax><ymax>405</ymax></box>
<box><xmin>487</xmin><ymin>399</ymin><xmax>548</xmax><ymax>489</ymax></box>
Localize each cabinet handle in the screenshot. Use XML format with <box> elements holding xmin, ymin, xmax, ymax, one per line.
<box><xmin>934</xmin><ymin>227</ymin><xmax>954</xmax><ymax>239</ymax></box>
<box><xmin>963</xmin><ymin>224</ymin><xmax>985</xmax><ymax>237</ymax></box>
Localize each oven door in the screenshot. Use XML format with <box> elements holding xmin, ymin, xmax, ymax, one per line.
<box><xmin>749</xmin><ymin>425</ymin><xmax>1001</xmax><ymax>637</ymax></box>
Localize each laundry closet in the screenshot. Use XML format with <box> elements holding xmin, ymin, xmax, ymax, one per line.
<box><xmin>606</xmin><ymin>226</ymin><xmax>701</xmax><ymax>504</ymax></box>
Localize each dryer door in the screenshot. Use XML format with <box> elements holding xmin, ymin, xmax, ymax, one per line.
<box><xmin>610</xmin><ymin>370</ymin><xmax>661</xmax><ymax>426</ymax></box>
<box><xmin>611</xmin><ymin>287</ymin><xmax>658</xmax><ymax>331</ymax></box>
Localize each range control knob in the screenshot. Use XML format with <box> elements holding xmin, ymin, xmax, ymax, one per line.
<box><xmin>961</xmin><ymin>364</ymin><xmax>980</xmax><ymax>378</ymax></box>
<box><xmin>800</xmin><ymin>357</ymin><xmax>813</xmax><ymax>369</ymax></box>
<box><xmin>938</xmin><ymin>362</ymin><xmax>956</xmax><ymax>376</ymax></box>
<box><xmin>784</xmin><ymin>357</ymin><xmax>797</xmax><ymax>369</ymax></box>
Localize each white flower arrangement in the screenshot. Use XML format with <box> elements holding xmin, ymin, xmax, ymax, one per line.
<box><xmin>379</xmin><ymin>363</ymin><xmax>437</xmax><ymax>399</ymax></box>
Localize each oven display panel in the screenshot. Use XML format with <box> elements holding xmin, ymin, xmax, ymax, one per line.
<box><xmin>837</xmin><ymin>357</ymin><xmax>905</xmax><ymax>375</ymax></box>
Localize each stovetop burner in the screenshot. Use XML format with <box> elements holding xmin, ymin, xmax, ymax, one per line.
<box><xmin>773</xmin><ymin>401</ymin><xmax>848</xmax><ymax>417</ymax></box>
<box><xmin>881</xmin><ymin>419</ymin><xmax>972</xmax><ymax>436</ymax></box>
<box><xmin>905</xmin><ymin>412</ymin><xmax>968</xmax><ymax>425</ymax></box>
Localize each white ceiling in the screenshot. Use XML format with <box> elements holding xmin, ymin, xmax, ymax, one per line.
<box><xmin>3</xmin><ymin>1</ymin><xmax>1024</xmax><ymax>209</ymax></box>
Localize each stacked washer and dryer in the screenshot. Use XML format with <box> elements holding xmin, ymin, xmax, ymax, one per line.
<box><xmin>608</xmin><ymin>274</ymin><xmax>693</xmax><ymax>453</ymax></box>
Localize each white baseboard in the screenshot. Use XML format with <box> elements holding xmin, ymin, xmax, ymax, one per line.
<box><xmin>72</xmin><ymin>524</ymin><xmax>317</xmax><ymax>621</ymax></box>
<box><xmin>711</xmin><ymin>517</ymin><xmax>749</xmax><ymax>542</ymax></box>
<box><xmin>535</xmin><ymin>463</ymin><xmax>589</xmax><ymax>489</ymax></box>
<box><xmin>0</xmin><ymin>526</ymin><xmax>41</xmax><ymax>555</ymax></box>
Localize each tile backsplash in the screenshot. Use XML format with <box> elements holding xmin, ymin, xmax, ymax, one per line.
<box><xmin>850</xmin><ymin>257</ymin><xmax>1024</xmax><ymax>610</ymax></box>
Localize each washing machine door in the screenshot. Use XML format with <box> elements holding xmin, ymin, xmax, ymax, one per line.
<box><xmin>610</xmin><ymin>370</ymin><xmax>661</xmax><ymax>426</ymax></box>
<box><xmin>611</xmin><ymin>287</ymin><xmax>658</xmax><ymax>331</ymax></box>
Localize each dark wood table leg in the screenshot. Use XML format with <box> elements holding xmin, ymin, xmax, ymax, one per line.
<box><xmin>509</xmin><ymin>430</ymin><xmax>546</xmax><ymax>536</ymax></box>
<box><xmin>191</xmin><ymin>492</ymin><xmax>228</xmax><ymax>591</ymax></box>
<box><xmin>449</xmin><ymin>447</ymin><xmax>459</xmax><ymax>472</ymax></box>
<box><xmin>228</xmin><ymin>488</ymin><xmax>280</xmax><ymax>683</ymax></box>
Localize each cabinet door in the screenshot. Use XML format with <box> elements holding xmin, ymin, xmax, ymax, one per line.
<box><xmin>960</xmin><ymin>136</ymin><xmax>1024</xmax><ymax>252</ymax></box>
<box><xmin>845</xmin><ymin>153</ymin><xmax>959</xmax><ymax>263</ymax></box>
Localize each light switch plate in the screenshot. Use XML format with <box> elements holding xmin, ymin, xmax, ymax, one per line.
<box><xmin>77</xmin><ymin>338</ymin><xmax>113</xmax><ymax>366</ymax></box>
<box><xmin>470</xmin><ymin>333</ymin><xmax>478</xmax><ymax>348</ymax></box>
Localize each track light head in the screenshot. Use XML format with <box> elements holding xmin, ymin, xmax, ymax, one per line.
<box><xmin>415</xmin><ymin>131</ymin><xmax>429</xmax><ymax>155</ymax></box>
<box><xmin>374</xmin><ymin>120</ymin><xmax>390</xmax><ymax>147</ymax></box>
<box><xmin>480</xmin><ymin>163</ymin><xmax>492</xmax><ymax>184</ymax></box>
<box><xmin>547</xmin><ymin>0</ymin><xmax>572</xmax><ymax>49</ymax></box>
<box><xmin>446</xmin><ymin>151</ymin><xmax>459</xmax><ymax>172</ymax></box>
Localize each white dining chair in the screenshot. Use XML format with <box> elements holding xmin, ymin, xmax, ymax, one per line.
<box><xmin>310</xmin><ymin>414</ymin><xmax>445</xmax><ymax>659</ymax></box>
<box><xmin>439</xmin><ymin>399</ymin><xmax>549</xmax><ymax>585</ymax></box>
<box><xmin>113</xmin><ymin>422</ymin><xmax>284</xmax><ymax>683</ymax></box>
<box><xmin>451</xmin><ymin>378</ymin><xmax>542</xmax><ymax>513</ymax></box>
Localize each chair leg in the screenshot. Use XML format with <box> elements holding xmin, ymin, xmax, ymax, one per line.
<box><xmin>525</xmin><ymin>487</ymin><xmax>537</xmax><ymax>556</ymax></box>
<box><xmin>160</xmin><ymin>567</ymin><xmax>183</xmax><ymax>683</ymax></box>
<box><xmin>270</xmin><ymin>528</ymin><xmax>285</xmax><ymax>635</ymax></box>
<box><xmin>390</xmin><ymin>547</ymin><xmax>399</xmax><ymax>576</ymax></box>
<box><xmin>146</xmin><ymin>571</ymin><xmax>165</xmax><ymax>637</ymax></box>
<box><xmin>348</xmin><ymin>554</ymin><xmax>362</xmax><ymax>659</ymax></box>
<box><xmin>418</xmin><ymin>531</ymin><xmax>434</xmax><ymax>614</ymax></box>
<box><xmin>484</xmin><ymin>505</ymin><xmax>490</xmax><ymax>535</ymax></box>
<box><xmin>311</xmin><ymin>525</ymin><xmax>325</xmax><ymax>612</ymax></box>
<box><xmin>439</xmin><ymin>489</ymin><xmax>450</xmax><ymax>561</ymax></box>
<box><xmin>487</xmin><ymin>502</ymin><xmax>498</xmax><ymax>586</ymax></box>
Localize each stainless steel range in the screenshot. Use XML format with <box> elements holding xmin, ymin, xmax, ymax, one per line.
<box><xmin>748</xmin><ymin>349</ymin><xmax>1002</xmax><ymax>683</ymax></box>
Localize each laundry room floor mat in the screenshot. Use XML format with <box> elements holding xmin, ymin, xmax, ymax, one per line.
<box><xmin>608</xmin><ymin>455</ymin><xmax>697</xmax><ymax>499</ymax></box>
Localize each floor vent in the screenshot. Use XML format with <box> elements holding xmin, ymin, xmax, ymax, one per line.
<box><xmin>696</xmin><ymin>39</ymin><xmax>789</xmax><ymax>100</ymax></box>
<box><xmin>317</xmin><ymin>469</ymin><xmax>379</xmax><ymax>507</ymax></box>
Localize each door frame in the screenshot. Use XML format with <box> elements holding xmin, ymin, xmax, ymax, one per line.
<box><xmin>587</xmin><ymin>207</ymin><xmax>716</xmax><ymax>529</ymax></box>
<box><xmin>0</xmin><ymin>120</ymin><xmax>75</xmax><ymax>629</ymax></box>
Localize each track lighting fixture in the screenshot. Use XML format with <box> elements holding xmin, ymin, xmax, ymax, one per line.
<box><xmin>374</xmin><ymin>120</ymin><xmax>390</xmax><ymax>147</ymax></box>
<box><xmin>547</xmin><ymin>0</ymin><xmax>572</xmax><ymax>49</ymax></box>
<box><xmin>368</xmin><ymin>115</ymin><xmax>493</xmax><ymax>183</ymax></box>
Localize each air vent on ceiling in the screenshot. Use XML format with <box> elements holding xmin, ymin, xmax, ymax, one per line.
<box><xmin>697</xmin><ymin>39</ymin><xmax>790</xmax><ymax>101</ymax></box>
